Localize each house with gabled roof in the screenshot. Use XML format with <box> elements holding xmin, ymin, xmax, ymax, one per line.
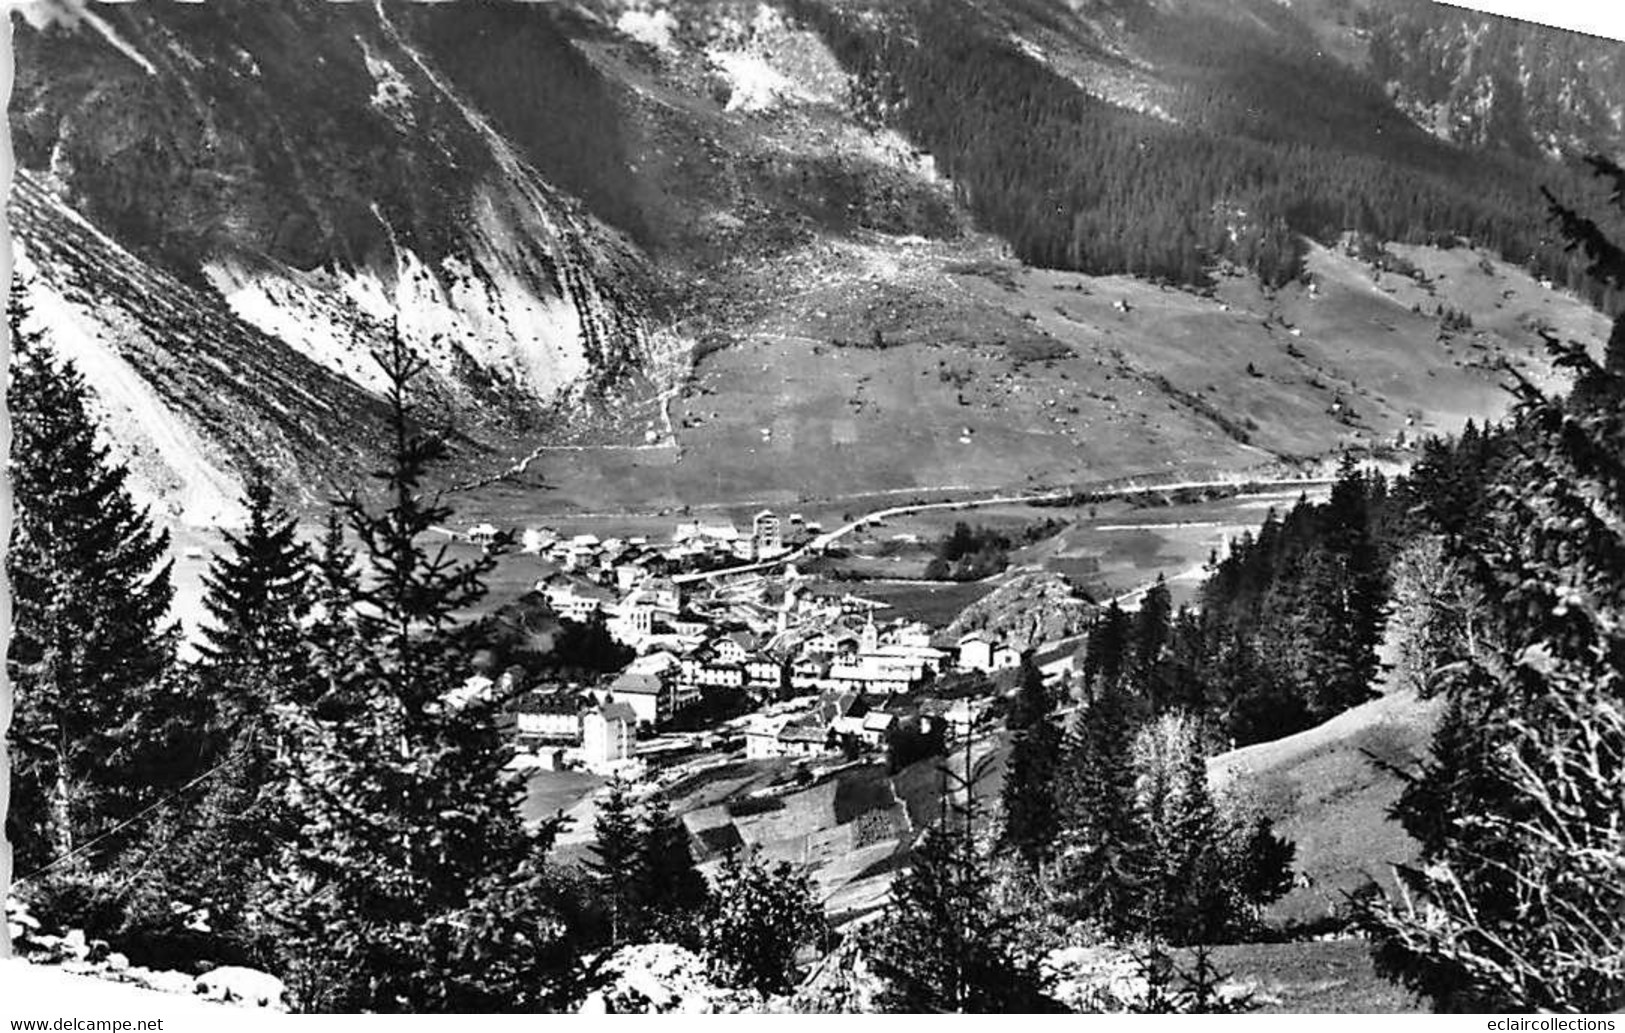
<box><xmin>745</xmin><ymin>656</ymin><xmax>786</xmax><ymax>696</ymax></box>
<box><xmin>710</xmin><ymin>630</ymin><xmax>758</xmax><ymax>665</ymax></box>
<box><xmin>957</xmin><ymin>630</ymin><xmax>992</xmax><ymax>670</ymax></box>
<box><xmin>777</xmin><ymin>716</ymin><xmax>833</xmax><ymax>757</ymax></box>
<box><xmin>860</xmin><ymin>710</ymin><xmax>898</xmax><ymax>747</ymax></box>
<box><xmin>745</xmin><ymin>711</ymin><xmax>795</xmax><ymax>759</ymax></box>
<box><xmin>602</xmin><ymin>672</ymin><xmax>662</xmax><ymax>725</ymax></box>
<box><xmin>582</xmin><ymin>701</ymin><xmax>636</xmax><ymax>772</ymax></box>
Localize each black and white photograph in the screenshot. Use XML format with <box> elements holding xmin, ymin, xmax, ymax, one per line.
<box><xmin>0</xmin><ymin>0</ymin><xmax>1622</xmax><ymax>1017</ymax></box>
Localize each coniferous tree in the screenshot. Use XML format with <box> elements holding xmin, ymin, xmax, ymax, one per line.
<box><xmin>1311</xmin><ymin>455</ymin><xmax>1389</xmax><ymax>718</ymax></box>
<box><xmin>1210</xmin><ymin>632</ymin><xmax>1305</xmax><ymax>747</ymax></box>
<box><xmin>1131</xmin><ymin>714</ymin><xmax>1228</xmax><ymax>944</ymax></box>
<box><xmin>199</xmin><ymin>477</ymin><xmax>310</xmax><ymax>671</ymax></box>
<box><xmin>1132</xmin><ymin>574</ymin><xmax>1173</xmax><ymax>703</ymax></box>
<box><xmin>192</xmin><ymin>474</ymin><xmax>313</xmax><ymax>783</ymax></box>
<box><xmin>635</xmin><ymin>794</ymin><xmax>711</xmax><ymax>947</ymax></box>
<box><xmin>7</xmin><ymin>301</ymin><xmax>178</xmax><ymax>873</ymax></box>
<box><xmin>1359</xmin><ymin>164</ymin><xmax>1625</xmax><ymax>1012</ymax></box>
<box><xmin>112</xmin><ymin>478</ymin><xmax>315</xmax><ymax>968</ymax></box>
<box><xmin>867</xmin><ymin>736</ymin><xmax>1061</xmax><ymax>1012</ymax></box>
<box><xmin>269</xmin><ymin>333</ymin><xmax>583</xmax><ymax>1012</ymax></box>
<box><xmin>998</xmin><ymin>655</ymin><xmax>1061</xmax><ymax>867</ymax></box>
<box><xmin>1161</xmin><ymin>608</ymin><xmax>1213</xmax><ymax>718</ymax></box>
<box><xmin>1081</xmin><ymin>601</ymin><xmax>1133</xmax><ymax>697</ymax></box>
<box><xmin>305</xmin><ymin>511</ymin><xmax>361</xmax><ymax>713</ymax></box>
<box><xmin>1127</xmin><ymin>712</ymin><xmax>1294</xmax><ymax>944</ymax></box>
<box><xmin>1055</xmin><ymin>677</ymin><xmax>1147</xmax><ymax>935</ymax></box>
<box><xmin>195</xmin><ymin>476</ymin><xmax>313</xmax><ymax>737</ymax></box>
<box><xmin>1285</xmin><ymin>544</ymin><xmax>1371</xmax><ymax>719</ymax></box>
<box><xmin>587</xmin><ymin>778</ymin><xmax>644</xmax><ymax>946</ymax></box>
<box><xmin>868</xmin><ymin>822</ymin><xmax>1061</xmax><ymax>1012</ymax></box>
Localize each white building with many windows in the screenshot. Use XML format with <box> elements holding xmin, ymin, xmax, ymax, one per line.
<box><xmin>583</xmin><ymin>702</ymin><xmax>636</xmax><ymax>772</ymax></box>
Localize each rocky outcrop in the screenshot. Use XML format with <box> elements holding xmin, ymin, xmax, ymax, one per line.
<box><xmin>577</xmin><ymin>943</ymin><xmax>764</xmax><ymax>1014</ymax></box>
<box><xmin>5</xmin><ymin>899</ymin><xmax>287</xmax><ymax>1010</ymax></box>
<box><xmin>944</xmin><ymin>570</ymin><xmax>1093</xmax><ymax>653</ymax></box>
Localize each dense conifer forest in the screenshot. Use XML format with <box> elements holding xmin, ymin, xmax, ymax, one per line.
<box><xmin>792</xmin><ymin>0</ymin><xmax>1625</xmax><ymax>310</ymax></box>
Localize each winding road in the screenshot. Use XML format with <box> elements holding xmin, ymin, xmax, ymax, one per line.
<box><xmin>672</xmin><ymin>473</ymin><xmax>1333</xmax><ymax>586</ymax></box>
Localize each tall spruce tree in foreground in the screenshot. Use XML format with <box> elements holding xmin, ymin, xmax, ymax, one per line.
<box><xmin>1055</xmin><ymin>676</ymin><xmax>1147</xmax><ymax>935</ymax></box>
<box><xmin>112</xmin><ymin>478</ymin><xmax>315</xmax><ymax>967</ymax></box>
<box><xmin>1358</xmin><ymin>159</ymin><xmax>1625</xmax><ymax>1012</ymax></box>
<box><xmin>1128</xmin><ymin>712</ymin><xmax>1295</xmax><ymax>945</ymax></box>
<box><xmin>6</xmin><ymin>300</ymin><xmax>178</xmax><ymax>873</ymax></box>
<box><xmin>1130</xmin><ymin>714</ymin><xmax>1228</xmax><ymax>944</ymax></box>
<box><xmin>587</xmin><ymin>779</ymin><xmax>643</xmax><ymax>946</ymax></box>
<box><xmin>635</xmin><ymin>793</ymin><xmax>711</xmax><ymax>946</ymax></box>
<box><xmin>867</xmin><ymin>732</ymin><xmax>1061</xmax><ymax>1012</ymax></box>
<box><xmin>197</xmin><ymin>475</ymin><xmax>312</xmax><ymax>723</ymax></box>
<box><xmin>998</xmin><ymin>654</ymin><xmax>1061</xmax><ymax>868</ymax></box>
<box><xmin>270</xmin><ymin>333</ymin><xmax>583</xmax><ymax>1012</ymax></box>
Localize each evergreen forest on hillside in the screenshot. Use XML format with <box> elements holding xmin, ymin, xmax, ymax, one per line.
<box><xmin>792</xmin><ymin>0</ymin><xmax>1625</xmax><ymax>310</ymax></box>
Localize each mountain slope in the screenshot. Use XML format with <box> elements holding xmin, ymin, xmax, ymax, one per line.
<box><xmin>11</xmin><ymin>0</ymin><xmax>664</xmax><ymax>422</ymax></box>
<box><xmin>1209</xmin><ymin>684</ymin><xmax>1442</xmax><ymax>931</ymax></box>
<box><xmin>9</xmin><ymin>0</ymin><xmax>1624</xmax><ymax>526</ymax></box>
<box><xmin>11</xmin><ymin>170</ymin><xmax>386</xmax><ymax>522</ymax></box>
<box><xmin>1288</xmin><ymin>0</ymin><xmax>1625</xmax><ymax>160</ymax></box>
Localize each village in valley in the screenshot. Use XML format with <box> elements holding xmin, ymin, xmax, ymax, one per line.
<box><xmin>464</xmin><ymin>506</ymin><xmax>1026</xmax><ymax>844</ymax></box>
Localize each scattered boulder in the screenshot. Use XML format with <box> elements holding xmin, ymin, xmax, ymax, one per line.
<box><xmin>62</xmin><ymin>929</ymin><xmax>90</xmax><ymax>961</ymax></box>
<box><xmin>584</xmin><ymin>943</ymin><xmax>762</xmax><ymax>1014</ymax></box>
<box><xmin>1044</xmin><ymin>945</ymin><xmax>1148</xmax><ymax>1011</ymax></box>
<box><xmin>5</xmin><ymin>901</ymin><xmax>283</xmax><ymax>1010</ymax></box>
<box><xmin>195</xmin><ymin>966</ymin><xmax>288</xmax><ymax>1010</ymax></box>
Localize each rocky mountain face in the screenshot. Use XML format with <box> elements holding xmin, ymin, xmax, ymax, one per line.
<box><xmin>8</xmin><ymin>0</ymin><xmax>1623</xmax><ymax>523</ymax></box>
<box><xmin>9</xmin><ymin>170</ymin><xmax>386</xmax><ymax>524</ymax></box>
<box><xmin>1288</xmin><ymin>0</ymin><xmax>1625</xmax><ymax>160</ymax></box>
<box><xmin>10</xmin><ymin>1</ymin><xmax>664</xmax><ymax>517</ymax></box>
